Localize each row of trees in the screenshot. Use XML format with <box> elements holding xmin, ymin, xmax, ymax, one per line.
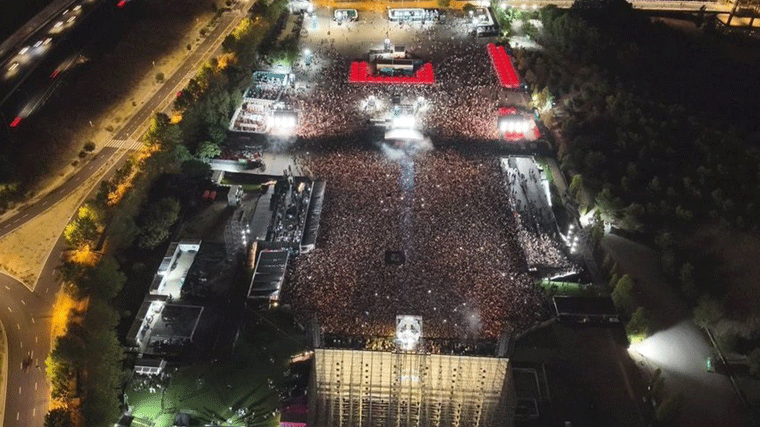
<box><xmin>514</xmin><ymin>2</ymin><xmax>760</xmax><ymax>362</ymax></box>
<box><xmin>47</xmin><ymin>258</ymin><xmax>127</xmax><ymax>426</ymax></box>
<box><xmin>47</xmin><ymin>1</ymin><xmax>292</xmax><ymax>424</ymax></box>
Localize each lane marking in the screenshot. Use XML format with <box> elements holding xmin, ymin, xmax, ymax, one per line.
<box><xmin>31</xmin><ymin>317</ymin><xmax>35</xmax><ymax>324</ymax></box>
<box><xmin>33</xmin><ymin>408</ymin><xmax>36</xmax><ymax>417</ymax></box>
<box><xmin>20</xmin><ymin>299</ymin><xmax>25</xmax><ymax>305</ymax></box>
<box><xmin>16</xmin><ymin>412</ymin><xmax>19</xmax><ymax>421</ymax></box>
<box><xmin>8</xmin><ymin>306</ymin><xmax>12</xmax><ymax>312</ymax></box>
<box><xmin>35</xmin><ymin>382</ymin><xmax>38</xmax><ymax>390</ymax></box>
<box><xmin>18</xmin><ymin>386</ymin><xmax>21</xmax><ymax>394</ymax></box>
<box><xmin>4</xmin><ymin>285</ymin><xmax>9</xmax><ymax>290</ymax></box>
<box><xmin>16</xmin><ymin>323</ymin><xmax>20</xmax><ymax>330</ymax></box>
<box><xmin>35</xmin><ymin>336</ymin><xmax>38</xmax><ymax>343</ymax></box>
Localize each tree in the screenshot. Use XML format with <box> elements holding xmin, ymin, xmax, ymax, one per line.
<box><xmin>569</xmin><ymin>174</ymin><xmax>583</xmax><ymax>198</ymax></box>
<box><xmin>437</xmin><ymin>0</ymin><xmax>451</xmax><ymax>7</ymax></box>
<box><xmin>611</xmin><ymin>274</ymin><xmax>636</xmax><ymax>314</ymax></box>
<box><xmin>79</xmin><ymin>257</ymin><xmax>126</xmax><ymax>300</ymax></box>
<box><xmin>679</xmin><ymin>262</ymin><xmax>697</xmax><ymax>300</ymax></box>
<box><xmin>196</xmin><ymin>140</ymin><xmax>221</xmax><ymax>161</ymax></box>
<box><xmin>143</xmin><ymin>113</ymin><xmax>183</xmax><ymax>148</ymax></box>
<box><xmin>626</xmin><ymin>306</ymin><xmax>652</xmax><ymax>343</ymax></box>
<box><xmin>748</xmin><ymin>347</ymin><xmax>760</xmax><ymax>377</ymax></box>
<box><xmin>44</xmin><ymin>408</ymin><xmax>73</xmax><ymax>427</ymax></box>
<box><xmin>181</xmin><ymin>159</ymin><xmax>212</xmax><ymax>179</ymax></box>
<box><xmin>63</xmin><ymin>216</ymin><xmax>99</xmax><ymax>248</ymax></box>
<box><xmin>138</xmin><ymin>197</ymin><xmax>181</xmax><ymax>250</ymax></box>
<box><xmin>693</xmin><ymin>295</ymin><xmax>723</xmax><ymax>328</ymax></box>
<box><xmin>155</xmin><ymin>72</ymin><xmax>165</xmax><ymax>83</ymax></box>
<box><xmin>222</xmin><ymin>34</ymin><xmax>237</xmax><ymax>53</ymax></box>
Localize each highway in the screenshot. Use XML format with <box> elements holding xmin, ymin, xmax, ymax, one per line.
<box><xmin>0</xmin><ymin>1</ymin><xmax>252</xmax><ymax>425</ymax></box>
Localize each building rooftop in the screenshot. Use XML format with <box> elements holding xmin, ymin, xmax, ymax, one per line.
<box><xmin>149</xmin><ymin>240</ymin><xmax>201</xmax><ymax>300</ymax></box>
<box><xmin>248</xmin><ymin>249</ymin><xmax>289</xmax><ymax>301</ymax></box>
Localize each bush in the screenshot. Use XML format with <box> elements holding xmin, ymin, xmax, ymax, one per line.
<box><xmin>626</xmin><ymin>306</ymin><xmax>652</xmax><ymax>344</ymax></box>
<box><xmin>155</xmin><ymin>72</ymin><xmax>165</xmax><ymax>83</ymax></box>
<box><xmin>105</xmin><ymin>125</ymin><xmax>114</xmax><ymax>132</ymax></box>
<box><xmin>656</xmin><ymin>392</ymin><xmax>683</xmax><ymax>424</ymax></box>
<box><xmin>83</xmin><ymin>142</ymin><xmax>96</xmax><ymax>152</ymax></box>
<box><xmin>78</xmin><ymin>151</ymin><xmax>87</xmax><ymax>158</ymax></box>
<box><xmin>693</xmin><ymin>295</ymin><xmax>723</xmax><ymax>328</ymax></box>
<box><xmin>611</xmin><ymin>274</ymin><xmax>636</xmax><ymax>314</ymax></box>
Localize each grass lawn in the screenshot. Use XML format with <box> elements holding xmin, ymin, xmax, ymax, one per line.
<box><xmin>221</xmin><ymin>173</ymin><xmax>267</xmax><ymax>192</ymax></box>
<box><xmin>538</xmin><ymin>280</ymin><xmax>595</xmax><ymax>297</ymax></box>
<box><xmin>126</xmin><ymin>311</ymin><xmax>307</xmax><ymax>427</ymax></box>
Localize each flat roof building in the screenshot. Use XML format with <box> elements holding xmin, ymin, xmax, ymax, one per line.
<box><xmin>247</xmin><ymin>249</ymin><xmax>289</xmax><ymax>302</ymax></box>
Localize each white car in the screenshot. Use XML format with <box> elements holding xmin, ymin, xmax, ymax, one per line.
<box><xmin>53</xmin><ymin>21</ymin><xmax>63</xmax><ymax>29</ymax></box>
<box><xmin>19</xmin><ymin>46</ymin><xmax>29</xmax><ymax>55</ymax></box>
<box><xmin>43</xmin><ymin>37</ymin><xmax>52</xmax><ymax>45</ymax></box>
<box><xmin>8</xmin><ymin>62</ymin><xmax>19</xmax><ymax>72</ymax></box>
<box><xmin>73</xmin><ymin>5</ymin><xmax>82</xmax><ymax>12</ymax></box>
<box><xmin>33</xmin><ymin>40</ymin><xmax>43</xmax><ymax>48</ymax></box>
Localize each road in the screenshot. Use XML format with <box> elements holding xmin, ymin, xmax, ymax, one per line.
<box><xmin>603</xmin><ymin>233</ymin><xmax>751</xmax><ymax>427</ymax></box>
<box><xmin>0</xmin><ymin>147</ymin><xmax>119</xmax><ymax>239</ymax></box>
<box><xmin>0</xmin><ymin>2</ymin><xmax>252</xmax><ymax>426</ymax></box>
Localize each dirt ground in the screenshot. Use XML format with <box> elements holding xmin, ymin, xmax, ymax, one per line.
<box><xmin>0</xmin><ymin>152</ymin><xmax>121</xmax><ymax>290</ymax></box>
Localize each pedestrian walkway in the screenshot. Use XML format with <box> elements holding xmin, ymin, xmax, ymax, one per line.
<box><xmin>102</xmin><ymin>138</ymin><xmax>142</xmax><ymax>151</ymax></box>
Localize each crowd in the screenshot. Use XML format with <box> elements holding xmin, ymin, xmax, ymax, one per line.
<box><xmin>283</xmin><ymin>150</ymin><xmax>547</xmax><ymax>340</ymax></box>
<box><xmin>284</xmin><ymin>25</ymin><xmax>505</xmax><ymax>141</ymax></box>
<box><xmin>271</xmin><ymin>20</ymin><xmax>572</xmax><ymax>341</ymax></box>
<box><xmin>502</xmin><ymin>157</ymin><xmax>574</xmax><ymax>272</ymax></box>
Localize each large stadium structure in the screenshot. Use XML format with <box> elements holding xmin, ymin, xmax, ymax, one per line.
<box><xmin>309</xmin><ymin>317</ymin><xmax>516</xmax><ymax>427</ymax></box>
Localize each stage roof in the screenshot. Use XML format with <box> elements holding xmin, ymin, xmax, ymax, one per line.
<box><xmin>248</xmin><ymin>249</ymin><xmax>290</xmax><ymax>300</ymax></box>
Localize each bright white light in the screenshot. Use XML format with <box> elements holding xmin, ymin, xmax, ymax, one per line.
<box><xmin>304</xmin><ymin>48</ymin><xmax>311</xmax><ymax>56</ymax></box>
<box><xmin>392</xmin><ymin>114</ymin><xmax>415</xmax><ymax>129</ymax></box>
<box><xmin>385</xmin><ymin>128</ymin><xmax>424</xmax><ymax>142</ymax></box>
<box><xmin>500</xmin><ymin>2</ymin><xmax>507</xmax><ymax>9</ymax></box>
<box><xmin>396</xmin><ymin>315</ymin><xmax>422</xmax><ymax>351</ymax></box>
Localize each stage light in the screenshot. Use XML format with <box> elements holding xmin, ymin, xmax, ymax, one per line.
<box><xmin>392</xmin><ymin>114</ymin><xmax>415</xmax><ymax>129</ymax></box>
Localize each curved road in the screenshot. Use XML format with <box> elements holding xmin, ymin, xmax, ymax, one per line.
<box><xmin>0</xmin><ymin>2</ymin><xmax>251</xmax><ymax>426</ymax></box>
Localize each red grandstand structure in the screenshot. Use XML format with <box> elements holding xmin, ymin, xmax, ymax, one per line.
<box><xmin>487</xmin><ymin>43</ymin><xmax>520</xmax><ymax>89</ymax></box>
<box><xmin>348</xmin><ymin>61</ymin><xmax>435</xmax><ymax>85</ymax></box>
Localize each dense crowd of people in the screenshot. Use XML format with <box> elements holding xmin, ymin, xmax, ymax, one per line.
<box><xmin>273</xmin><ymin>21</ymin><xmax>575</xmax><ymax>342</ymax></box>
<box><xmin>288</xmin><ymin>26</ymin><xmax>504</xmax><ymax>141</ymax></box>
<box><xmin>283</xmin><ymin>150</ymin><xmax>547</xmax><ymax>340</ymax></box>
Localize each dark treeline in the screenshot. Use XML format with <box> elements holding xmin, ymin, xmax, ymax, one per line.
<box><xmin>514</xmin><ymin>2</ymin><xmax>760</xmax><ymax>353</ymax></box>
